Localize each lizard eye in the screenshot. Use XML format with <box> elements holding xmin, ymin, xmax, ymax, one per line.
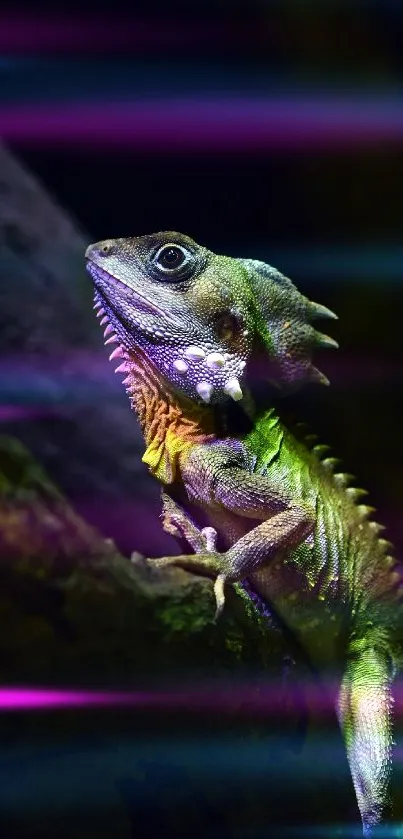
<box><xmin>152</xmin><ymin>243</ymin><xmax>195</xmax><ymax>281</ymax></box>
<box><xmin>154</xmin><ymin>244</ymin><xmax>186</xmax><ymax>270</ymax></box>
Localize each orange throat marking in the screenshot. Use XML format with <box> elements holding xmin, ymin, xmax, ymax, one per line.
<box><xmin>124</xmin><ymin>351</ymin><xmax>216</xmax><ymax>484</ymax></box>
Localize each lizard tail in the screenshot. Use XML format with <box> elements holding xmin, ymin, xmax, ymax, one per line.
<box><xmin>337</xmin><ymin>634</ymin><xmax>394</xmax><ymax>835</ymax></box>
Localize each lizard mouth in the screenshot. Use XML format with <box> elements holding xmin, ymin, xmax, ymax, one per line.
<box><xmin>86</xmin><ymin>259</ymin><xmax>164</xmax><ymax>319</ymax></box>
<box><xmin>87</xmin><ymin>258</ymin><xmax>201</xmax><ymax>349</ymax></box>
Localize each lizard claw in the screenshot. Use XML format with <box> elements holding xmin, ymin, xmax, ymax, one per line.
<box><xmin>201</xmin><ymin>526</ymin><xmax>218</xmax><ymax>553</ymax></box>
<box><xmin>213</xmin><ymin>573</ymin><xmax>226</xmax><ymax>622</ymax></box>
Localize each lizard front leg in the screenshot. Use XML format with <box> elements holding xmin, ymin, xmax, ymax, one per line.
<box><xmin>161</xmin><ymin>491</ymin><xmax>218</xmax><ymax>555</ymax></box>
<box><xmin>151</xmin><ymin>442</ymin><xmax>314</xmax><ymax>618</ymax></box>
<box><xmin>145</xmin><ymin>490</ymin><xmax>223</xmax><ymax>581</ymax></box>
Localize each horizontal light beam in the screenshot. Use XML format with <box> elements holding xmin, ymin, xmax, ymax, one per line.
<box><xmin>1</xmin><ymin>97</ymin><xmax>403</xmax><ymax>150</ymax></box>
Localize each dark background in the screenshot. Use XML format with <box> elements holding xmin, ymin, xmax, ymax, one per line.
<box><xmin>1</xmin><ymin>1</ymin><xmax>403</xmax><ymax>836</ymax></box>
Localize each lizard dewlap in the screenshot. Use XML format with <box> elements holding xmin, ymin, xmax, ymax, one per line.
<box><xmin>86</xmin><ymin>231</ymin><xmax>401</xmax><ymax>837</ymax></box>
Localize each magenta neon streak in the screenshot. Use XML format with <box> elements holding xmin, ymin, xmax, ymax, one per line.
<box><xmin>0</xmin><ymin>686</ymin><xmax>332</xmax><ymax>713</ymax></box>
<box><xmin>0</xmin><ymin>16</ymin><xmax>261</xmax><ymax>53</ymax></box>
<box><xmin>0</xmin><ymin>353</ymin><xmax>401</xmax><ymax>390</ymax></box>
<box><xmin>0</xmin><ymin>406</ymin><xmax>46</xmax><ymax>422</ymax></box>
<box><xmin>2</xmin><ymin>683</ymin><xmax>403</xmax><ymax>714</ymax></box>
<box><xmin>1</xmin><ymin>98</ymin><xmax>403</xmax><ymax>150</ymax></box>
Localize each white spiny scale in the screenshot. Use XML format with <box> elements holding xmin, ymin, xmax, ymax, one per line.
<box><xmin>185</xmin><ymin>346</ymin><xmax>206</xmax><ymax>361</ymax></box>
<box><xmin>93</xmin><ymin>300</ymin><xmax>102</xmax><ymax>310</ymax></box>
<box><xmin>96</xmin><ymin>308</ymin><xmax>105</xmax><ymax>318</ymax></box>
<box><xmin>109</xmin><ymin>346</ymin><xmax>125</xmax><ymax>361</ymax></box>
<box><xmin>115</xmin><ymin>362</ymin><xmax>130</xmax><ymax>374</ymax></box>
<box><xmin>105</xmin><ymin>335</ymin><xmax>118</xmax><ymax>345</ymax></box>
<box><xmin>205</xmin><ymin>352</ymin><xmax>225</xmax><ymax>370</ymax></box>
<box><xmin>100</xmin><ymin>316</ymin><xmax>109</xmax><ymax>326</ymax></box>
<box><xmin>223</xmin><ymin>377</ymin><xmax>243</xmax><ymax>401</ymax></box>
<box><xmin>173</xmin><ymin>359</ymin><xmax>189</xmax><ymax>374</ymax></box>
<box><xmin>196</xmin><ymin>381</ymin><xmax>213</xmax><ymax>403</ymax></box>
<box><xmin>122</xmin><ymin>375</ymin><xmax>131</xmax><ymax>385</ymax></box>
<box><xmin>104</xmin><ymin>324</ymin><xmax>115</xmax><ymax>337</ymax></box>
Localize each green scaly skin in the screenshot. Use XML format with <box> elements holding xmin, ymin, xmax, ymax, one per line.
<box><xmin>85</xmin><ymin>231</ymin><xmax>402</xmax><ymax>836</ymax></box>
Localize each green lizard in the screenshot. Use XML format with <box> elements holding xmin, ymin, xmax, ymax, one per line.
<box><xmin>85</xmin><ymin>231</ymin><xmax>402</xmax><ymax>836</ymax></box>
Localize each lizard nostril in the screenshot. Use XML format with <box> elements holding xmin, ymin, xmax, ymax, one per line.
<box><xmin>85</xmin><ymin>241</ymin><xmax>114</xmax><ymax>260</ymax></box>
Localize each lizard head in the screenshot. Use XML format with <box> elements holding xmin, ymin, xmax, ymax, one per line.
<box><xmin>85</xmin><ymin>231</ymin><xmax>337</xmax><ymax>405</ymax></box>
<box><xmin>85</xmin><ymin>231</ymin><xmax>255</xmax><ymax>405</ymax></box>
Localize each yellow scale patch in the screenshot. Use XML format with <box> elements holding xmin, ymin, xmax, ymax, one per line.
<box><xmin>126</xmin><ymin>349</ymin><xmax>216</xmax><ymax>485</ymax></box>
<box><xmin>142</xmin><ymin>428</ymin><xmax>194</xmax><ymax>484</ymax></box>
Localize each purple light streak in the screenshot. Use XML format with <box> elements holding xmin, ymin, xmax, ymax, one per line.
<box><xmin>0</xmin><ymin>684</ymin><xmax>334</xmax><ymax>713</ymax></box>
<box><xmin>2</xmin><ymin>681</ymin><xmax>403</xmax><ymax>715</ymax></box>
<box><xmin>0</xmin><ymin>405</ymin><xmax>46</xmax><ymax>422</ymax></box>
<box><xmin>0</xmin><ymin>350</ymin><xmax>401</xmax><ymax>401</ymax></box>
<box><xmin>0</xmin><ymin>16</ymin><xmax>263</xmax><ymax>54</ymax></box>
<box><xmin>1</xmin><ymin>98</ymin><xmax>403</xmax><ymax>150</ymax></box>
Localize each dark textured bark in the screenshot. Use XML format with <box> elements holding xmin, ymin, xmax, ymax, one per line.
<box><xmin>0</xmin><ymin>433</ymin><xmax>277</xmax><ymax>684</ymax></box>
